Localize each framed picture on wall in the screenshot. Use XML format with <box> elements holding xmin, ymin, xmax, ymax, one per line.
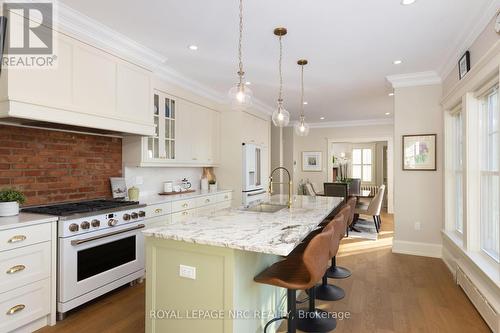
<box><xmin>402</xmin><ymin>134</ymin><xmax>436</xmax><ymax>171</ymax></box>
<box><xmin>458</xmin><ymin>51</ymin><xmax>470</xmax><ymax>80</ymax></box>
<box><xmin>302</xmin><ymin>151</ymin><xmax>323</xmax><ymax>172</ymax></box>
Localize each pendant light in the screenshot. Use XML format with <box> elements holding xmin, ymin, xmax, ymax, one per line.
<box><xmin>294</xmin><ymin>59</ymin><xmax>310</xmax><ymax>136</ymax></box>
<box><xmin>228</xmin><ymin>0</ymin><xmax>253</xmax><ymax>110</ymax></box>
<box><xmin>271</xmin><ymin>27</ymin><xmax>290</xmax><ymax>127</ymax></box>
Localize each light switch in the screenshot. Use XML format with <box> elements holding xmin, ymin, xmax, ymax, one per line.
<box><xmin>179</xmin><ymin>264</ymin><xmax>196</xmax><ymax>280</ymax></box>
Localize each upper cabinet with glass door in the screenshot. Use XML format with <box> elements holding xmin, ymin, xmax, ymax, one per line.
<box><xmin>147</xmin><ymin>91</ymin><xmax>176</xmax><ymax>161</ymax></box>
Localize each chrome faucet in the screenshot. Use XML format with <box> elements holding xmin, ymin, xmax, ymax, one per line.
<box><xmin>268</xmin><ymin>167</ymin><xmax>292</xmax><ymax>208</ymax></box>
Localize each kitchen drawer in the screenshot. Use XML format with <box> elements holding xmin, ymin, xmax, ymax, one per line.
<box><xmin>195</xmin><ymin>195</ymin><xmax>217</xmax><ymax>207</ymax></box>
<box><xmin>0</xmin><ymin>223</ymin><xmax>51</xmax><ymax>252</ymax></box>
<box><xmin>195</xmin><ymin>205</ymin><xmax>215</xmax><ymax>217</ymax></box>
<box><xmin>0</xmin><ymin>278</ymin><xmax>50</xmax><ymax>333</ymax></box>
<box><xmin>171</xmin><ymin>209</ymin><xmax>195</xmax><ymax>223</ymax></box>
<box><xmin>214</xmin><ymin>201</ymin><xmax>231</xmax><ymax>211</ymax></box>
<box><xmin>0</xmin><ymin>242</ymin><xmax>51</xmax><ymax>294</ymax></box>
<box><xmin>216</xmin><ymin>192</ymin><xmax>232</xmax><ymax>203</ymax></box>
<box><xmin>144</xmin><ymin>215</ymin><xmax>172</xmax><ymax>229</ymax></box>
<box><xmin>145</xmin><ymin>202</ymin><xmax>172</xmax><ymax>219</ymax></box>
<box><xmin>171</xmin><ymin>198</ymin><xmax>196</xmax><ymax>213</ymax></box>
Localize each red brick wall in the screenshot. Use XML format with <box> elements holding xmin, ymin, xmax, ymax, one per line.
<box><xmin>0</xmin><ymin>125</ymin><xmax>122</xmax><ymax>206</ymax></box>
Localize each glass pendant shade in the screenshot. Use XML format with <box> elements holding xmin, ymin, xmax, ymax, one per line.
<box><xmin>272</xmin><ymin>101</ymin><xmax>290</xmax><ymax>127</ymax></box>
<box><xmin>228</xmin><ymin>83</ymin><xmax>253</xmax><ymax>110</ymax></box>
<box><xmin>294</xmin><ymin>118</ymin><xmax>310</xmax><ymax>136</ymax></box>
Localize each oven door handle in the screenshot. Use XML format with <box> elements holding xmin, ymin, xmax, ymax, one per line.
<box><xmin>70</xmin><ymin>224</ymin><xmax>146</xmax><ymax>246</ymax></box>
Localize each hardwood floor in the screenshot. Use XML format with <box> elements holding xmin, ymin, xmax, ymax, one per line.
<box><xmin>37</xmin><ymin>212</ymin><xmax>490</xmax><ymax>333</ymax></box>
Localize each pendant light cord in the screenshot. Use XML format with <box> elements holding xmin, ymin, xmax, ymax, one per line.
<box><xmin>278</xmin><ymin>35</ymin><xmax>283</xmax><ymax>102</ymax></box>
<box><xmin>238</xmin><ymin>0</ymin><xmax>244</xmax><ymax>86</ymax></box>
<box><xmin>300</xmin><ymin>64</ymin><xmax>304</xmax><ymax>120</ymax></box>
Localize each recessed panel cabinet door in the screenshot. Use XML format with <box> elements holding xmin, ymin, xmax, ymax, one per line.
<box><xmin>73</xmin><ymin>44</ymin><xmax>116</xmax><ymax>117</ymax></box>
<box><xmin>174</xmin><ymin>99</ymin><xmax>195</xmax><ymax>163</ymax></box>
<box><xmin>8</xmin><ymin>29</ymin><xmax>73</xmax><ymax>109</ymax></box>
<box><xmin>117</xmin><ymin>63</ymin><xmax>151</xmax><ymax>124</ymax></box>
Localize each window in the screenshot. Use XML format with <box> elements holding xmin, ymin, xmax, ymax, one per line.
<box><xmin>452</xmin><ymin>111</ymin><xmax>463</xmax><ymax>233</ymax></box>
<box><xmin>479</xmin><ymin>88</ymin><xmax>499</xmax><ymax>262</ymax></box>
<box><xmin>352</xmin><ymin>147</ymin><xmax>373</xmax><ymax>183</ymax></box>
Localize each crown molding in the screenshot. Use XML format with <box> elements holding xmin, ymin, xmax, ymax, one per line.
<box><xmin>386</xmin><ymin>71</ymin><xmax>441</xmax><ymax>88</ymax></box>
<box><xmin>55</xmin><ymin>3</ymin><xmax>274</xmax><ymax>116</ymax></box>
<box><xmin>437</xmin><ymin>0</ymin><xmax>500</xmax><ymax>81</ymax></box>
<box><xmin>295</xmin><ymin>118</ymin><xmax>394</xmax><ymax>129</ymax></box>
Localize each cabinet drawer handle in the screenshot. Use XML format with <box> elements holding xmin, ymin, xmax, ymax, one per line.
<box><xmin>6</xmin><ymin>304</ymin><xmax>25</xmax><ymax>315</ymax></box>
<box><xmin>192</xmin><ymin>158</ymin><xmax>197</xmax><ymax>160</ymax></box>
<box><xmin>182</xmin><ymin>203</ymin><xmax>188</xmax><ymax>208</ymax></box>
<box><xmin>8</xmin><ymin>235</ymin><xmax>26</xmax><ymax>244</ymax></box>
<box><xmin>182</xmin><ymin>211</ymin><xmax>188</xmax><ymax>216</ymax></box>
<box><xmin>6</xmin><ymin>265</ymin><xmax>25</xmax><ymax>274</ymax></box>
<box><xmin>205</xmin><ymin>199</ymin><xmax>210</xmax><ymax>203</ymax></box>
<box><xmin>154</xmin><ymin>208</ymin><xmax>163</xmax><ymax>214</ymax></box>
<box><xmin>224</xmin><ymin>195</ymin><xmax>229</xmax><ymax>199</ymax></box>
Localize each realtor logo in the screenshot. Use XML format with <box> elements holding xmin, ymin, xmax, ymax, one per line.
<box><xmin>4</xmin><ymin>2</ymin><xmax>53</xmax><ymax>54</ymax></box>
<box><xmin>2</xmin><ymin>1</ymin><xmax>56</xmax><ymax>68</ymax></box>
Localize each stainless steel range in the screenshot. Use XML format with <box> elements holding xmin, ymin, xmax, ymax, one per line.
<box><xmin>23</xmin><ymin>200</ymin><xmax>147</xmax><ymax>320</ymax></box>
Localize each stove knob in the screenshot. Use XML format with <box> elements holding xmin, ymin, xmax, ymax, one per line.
<box><xmin>69</xmin><ymin>223</ymin><xmax>79</xmax><ymax>232</ymax></box>
<box><xmin>138</xmin><ymin>210</ymin><xmax>146</xmax><ymax>217</ymax></box>
<box><xmin>123</xmin><ymin>213</ymin><xmax>131</xmax><ymax>221</ymax></box>
<box><xmin>91</xmin><ymin>219</ymin><xmax>100</xmax><ymax>228</ymax></box>
<box><xmin>80</xmin><ymin>221</ymin><xmax>90</xmax><ymax>230</ymax></box>
<box><xmin>131</xmin><ymin>212</ymin><xmax>139</xmax><ymax>219</ymax></box>
<box><xmin>108</xmin><ymin>219</ymin><xmax>118</xmax><ymax>227</ymax></box>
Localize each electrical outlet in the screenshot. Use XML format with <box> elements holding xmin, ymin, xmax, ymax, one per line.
<box><xmin>179</xmin><ymin>265</ymin><xmax>196</xmax><ymax>280</ymax></box>
<box><xmin>414</xmin><ymin>221</ymin><xmax>421</xmax><ymax>231</ymax></box>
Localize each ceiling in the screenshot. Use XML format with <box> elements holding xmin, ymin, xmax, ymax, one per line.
<box><xmin>59</xmin><ymin>0</ymin><xmax>496</xmax><ymax>123</ymax></box>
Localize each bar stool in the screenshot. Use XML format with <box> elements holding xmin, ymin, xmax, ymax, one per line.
<box><xmin>311</xmin><ymin>205</ymin><xmax>351</xmax><ymax>301</ymax></box>
<box><xmin>327</xmin><ymin>197</ymin><xmax>356</xmax><ymax>280</ymax></box>
<box><xmin>254</xmin><ymin>220</ymin><xmax>336</xmax><ymax>333</ymax></box>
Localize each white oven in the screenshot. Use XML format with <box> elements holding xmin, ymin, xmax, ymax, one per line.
<box><xmin>58</xmin><ymin>217</ymin><xmax>145</xmax><ymax>315</ymax></box>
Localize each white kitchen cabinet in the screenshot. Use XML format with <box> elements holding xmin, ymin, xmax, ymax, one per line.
<box><xmin>0</xmin><ymin>221</ymin><xmax>57</xmax><ymax>332</ymax></box>
<box><xmin>171</xmin><ymin>209</ymin><xmax>196</xmax><ymax>223</ymax></box>
<box><xmin>1</xmin><ymin>25</ymin><xmax>153</xmax><ymax>136</ymax></box>
<box><xmin>123</xmin><ymin>89</ymin><xmax>221</xmax><ymax>167</ymax></box>
<box><xmin>241</xmin><ymin>112</ymin><xmax>269</xmax><ymax>147</ymax></box>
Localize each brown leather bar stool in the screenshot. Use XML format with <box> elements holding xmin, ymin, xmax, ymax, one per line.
<box><xmin>311</xmin><ymin>205</ymin><xmax>351</xmax><ymax>301</ymax></box>
<box><xmin>254</xmin><ymin>220</ymin><xmax>336</xmax><ymax>333</ymax></box>
<box><xmin>327</xmin><ymin>197</ymin><xmax>356</xmax><ymax>279</ymax></box>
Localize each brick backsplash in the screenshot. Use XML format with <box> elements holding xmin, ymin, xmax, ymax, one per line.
<box><xmin>0</xmin><ymin>125</ymin><xmax>122</xmax><ymax>206</ymax></box>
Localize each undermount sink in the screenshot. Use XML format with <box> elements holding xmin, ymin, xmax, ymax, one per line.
<box><xmin>243</xmin><ymin>203</ymin><xmax>288</xmax><ymax>213</ymax></box>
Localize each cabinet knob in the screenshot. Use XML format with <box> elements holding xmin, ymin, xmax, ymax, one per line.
<box><xmin>6</xmin><ymin>265</ymin><xmax>26</xmax><ymax>274</ymax></box>
<box><xmin>182</xmin><ymin>211</ymin><xmax>188</xmax><ymax>216</ymax></box>
<box><xmin>205</xmin><ymin>199</ymin><xmax>210</xmax><ymax>203</ymax></box>
<box><xmin>154</xmin><ymin>208</ymin><xmax>163</xmax><ymax>214</ymax></box>
<box><xmin>7</xmin><ymin>235</ymin><xmax>26</xmax><ymax>244</ymax></box>
<box><xmin>182</xmin><ymin>203</ymin><xmax>188</xmax><ymax>208</ymax></box>
<box><xmin>6</xmin><ymin>304</ymin><xmax>25</xmax><ymax>315</ymax></box>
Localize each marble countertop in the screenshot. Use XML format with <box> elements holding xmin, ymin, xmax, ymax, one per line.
<box><xmin>143</xmin><ymin>195</ymin><xmax>343</xmax><ymax>256</ymax></box>
<box><xmin>140</xmin><ymin>189</ymin><xmax>232</xmax><ymax>206</ymax></box>
<box><xmin>0</xmin><ymin>212</ymin><xmax>58</xmax><ymax>231</ymax></box>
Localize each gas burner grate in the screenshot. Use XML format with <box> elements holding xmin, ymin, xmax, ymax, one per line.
<box><xmin>22</xmin><ymin>200</ymin><xmax>140</xmax><ymax>216</ymax></box>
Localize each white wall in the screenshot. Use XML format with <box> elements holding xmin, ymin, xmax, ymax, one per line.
<box><xmin>124</xmin><ymin>166</ymin><xmax>203</xmax><ymax>197</ymax></box>
<box><xmin>393</xmin><ymin>84</ymin><xmax>443</xmax><ymax>255</ymax></box>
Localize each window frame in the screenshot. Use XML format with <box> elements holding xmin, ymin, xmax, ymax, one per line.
<box><xmin>351</xmin><ymin>144</ymin><xmax>375</xmax><ymax>185</ymax></box>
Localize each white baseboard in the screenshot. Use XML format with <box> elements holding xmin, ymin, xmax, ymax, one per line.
<box><xmin>392</xmin><ymin>240</ymin><xmax>442</xmax><ymax>258</ymax></box>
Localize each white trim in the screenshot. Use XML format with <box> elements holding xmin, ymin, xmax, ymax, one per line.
<box><xmin>438</xmin><ymin>0</ymin><xmax>500</xmax><ymax>80</ymax></box>
<box><xmin>304</xmin><ymin>118</ymin><xmax>393</xmax><ymax>129</ymax></box>
<box><xmin>55</xmin><ymin>2</ymin><xmax>275</xmax><ymax>117</ymax></box>
<box><xmin>386</xmin><ymin>71</ymin><xmax>442</xmax><ymax>88</ymax></box>
<box><xmin>392</xmin><ymin>240</ymin><xmax>443</xmax><ymax>258</ymax></box>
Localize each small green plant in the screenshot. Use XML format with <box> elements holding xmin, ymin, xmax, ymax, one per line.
<box><xmin>0</xmin><ymin>189</ymin><xmax>26</xmax><ymax>204</ymax></box>
<box><xmin>208</xmin><ymin>179</ymin><xmax>216</xmax><ymax>185</ymax></box>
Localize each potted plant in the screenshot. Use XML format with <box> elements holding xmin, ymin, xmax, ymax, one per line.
<box><xmin>0</xmin><ymin>189</ymin><xmax>26</xmax><ymax>217</ymax></box>
<box><xmin>208</xmin><ymin>179</ymin><xmax>217</xmax><ymax>192</ymax></box>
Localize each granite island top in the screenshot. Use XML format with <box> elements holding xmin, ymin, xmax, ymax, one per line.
<box><xmin>143</xmin><ymin>195</ymin><xmax>343</xmax><ymax>256</ymax></box>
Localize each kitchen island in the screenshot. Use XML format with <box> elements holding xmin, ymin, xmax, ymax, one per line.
<box><xmin>143</xmin><ymin>195</ymin><xmax>343</xmax><ymax>333</ymax></box>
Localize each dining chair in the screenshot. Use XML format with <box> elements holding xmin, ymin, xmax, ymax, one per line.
<box><xmin>349</xmin><ymin>178</ymin><xmax>361</xmax><ymax>195</ymax></box>
<box><xmin>304</xmin><ymin>183</ymin><xmax>317</xmax><ymax>197</ymax></box>
<box><xmin>354</xmin><ymin>185</ymin><xmax>385</xmax><ymax>233</ymax></box>
<box><xmin>323</xmin><ymin>183</ymin><xmax>348</xmax><ymax>202</ymax></box>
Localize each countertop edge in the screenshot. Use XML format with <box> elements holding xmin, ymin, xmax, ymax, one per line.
<box><xmin>0</xmin><ymin>213</ymin><xmax>58</xmax><ymax>231</ymax></box>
